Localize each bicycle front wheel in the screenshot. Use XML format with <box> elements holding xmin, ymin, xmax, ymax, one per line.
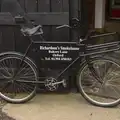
<box><xmin>0</xmin><ymin>53</ymin><xmax>38</xmax><ymax>103</ymax></box>
<box><xmin>77</xmin><ymin>56</ymin><xmax>120</xmax><ymax>107</ymax></box>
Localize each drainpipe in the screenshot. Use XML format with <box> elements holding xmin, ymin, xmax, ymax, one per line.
<box><xmin>95</xmin><ymin>0</ymin><xmax>105</xmax><ymax>33</ymax></box>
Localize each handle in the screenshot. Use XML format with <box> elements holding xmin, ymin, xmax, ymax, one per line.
<box><xmin>90</xmin><ymin>32</ymin><xmax>117</xmax><ymax>38</ymax></box>
<box><xmin>77</xmin><ymin>30</ymin><xmax>96</xmax><ymax>44</ymax></box>
<box><xmin>85</xmin><ymin>30</ymin><xmax>96</xmax><ymax>40</ymax></box>
<box><xmin>56</xmin><ymin>24</ymin><xmax>71</xmax><ymax>29</ymax></box>
<box><xmin>78</xmin><ymin>31</ymin><xmax>118</xmax><ymax>45</ymax></box>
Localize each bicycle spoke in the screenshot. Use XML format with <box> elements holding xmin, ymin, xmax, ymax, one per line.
<box><xmin>79</xmin><ymin>58</ymin><xmax>120</xmax><ymax>107</ymax></box>
<box><xmin>0</xmin><ymin>55</ymin><xmax>37</xmax><ymax>103</ymax></box>
<box><xmin>107</xmin><ymin>85</ymin><xmax>120</xmax><ymax>99</ymax></box>
<box><xmin>16</xmin><ymin>63</ymin><xmax>28</xmax><ymax>75</ymax></box>
<box><xmin>0</xmin><ymin>63</ymin><xmax>11</xmax><ymax>77</ymax></box>
<box><xmin>0</xmin><ymin>82</ymin><xmax>11</xmax><ymax>93</ymax></box>
<box><xmin>15</xmin><ymin>82</ymin><xmax>34</xmax><ymax>93</ymax></box>
<box><xmin>12</xmin><ymin>82</ymin><xmax>17</xmax><ymax>97</ymax></box>
<box><xmin>9</xmin><ymin>58</ymin><xmax>15</xmax><ymax>76</ymax></box>
<box><xmin>5</xmin><ymin>58</ymin><xmax>13</xmax><ymax>75</ymax></box>
<box><xmin>105</xmin><ymin>64</ymin><xmax>119</xmax><ymax>79</ymax></box>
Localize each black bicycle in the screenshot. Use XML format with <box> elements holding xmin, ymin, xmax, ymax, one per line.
<box><xmin>0</xmin><ymin>17</ymin><xmax>120</xmax><ymax>107</ymax></box>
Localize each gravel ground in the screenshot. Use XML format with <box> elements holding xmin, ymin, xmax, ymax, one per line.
<box><xmin>0</xmin><ymin>108</ymin><xmax>16</xmax><ymax>120</ymax></box>
<box><xmin>0</xmin><ymin>99</ymin><xmax>16</xmax><ymax>120</ymax></box>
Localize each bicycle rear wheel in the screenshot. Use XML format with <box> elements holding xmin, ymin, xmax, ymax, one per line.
<box><xmin>77</xmin><ymin>56</ymin><xmax>120</xmax><ymax>107</ymax></box>
<box><xmin>0</xmin><ymin>53</ymin><xmax>38</xmax><ymax>103</ymax></box>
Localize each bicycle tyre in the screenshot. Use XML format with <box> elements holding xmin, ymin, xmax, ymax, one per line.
<box><xmin>0</xmin><ymin>52</ymin><xmax>38</xmax><ymax>103</ymax></box>
<box><xmin>77</xmin><ymin>56</ymin><xmax>120</xmax><ymax>107</ymax></box>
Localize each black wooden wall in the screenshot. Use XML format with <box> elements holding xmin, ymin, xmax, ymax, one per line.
<box><xmin>0</xmin><ymin>0</ymin><xmax>88</xmax><ymax>53</ymax></box>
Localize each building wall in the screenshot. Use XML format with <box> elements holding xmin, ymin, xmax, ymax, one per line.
<box><xmin>87</xmin><ymin>0</ymin><xmax>95</xmax><ymax>29</ymax></box>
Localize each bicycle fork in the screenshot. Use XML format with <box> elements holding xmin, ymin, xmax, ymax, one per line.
<box><xmin>85</xmin><ymin>56</ymin><xmax>103</xmax><ymax>84</ymax></box>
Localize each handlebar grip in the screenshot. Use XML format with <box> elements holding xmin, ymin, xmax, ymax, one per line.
<box><xmin>56</xmin><ymin>24</ymin><xmax>71</xmax><ymax>29</ymax></box>
<box><xmin>85</xmin><ymin>30</ymin><xmax>96</xmax><ymax>40</ymax></box>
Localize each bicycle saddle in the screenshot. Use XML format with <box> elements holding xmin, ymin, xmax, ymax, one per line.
<box><xmin>21</xmin><ymin>25</ymin><xmax>43</xmax><ymax>36</ymax></box>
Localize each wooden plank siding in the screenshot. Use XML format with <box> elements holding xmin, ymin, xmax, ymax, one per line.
<box><xmin>0</xmin><ymin>0</ymin><xmax>89</xmax><ymax>92</ymax></box>
<box><xmin>0</xmin><ymin>0</ymin><xmax>88</xmax><ymax>52</ymax></box>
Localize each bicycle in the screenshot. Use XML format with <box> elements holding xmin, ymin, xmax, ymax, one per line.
<box><xmin>0</xmin><ymin>17</ymin><xmax>120</xmax><ymax>107</ymax></box>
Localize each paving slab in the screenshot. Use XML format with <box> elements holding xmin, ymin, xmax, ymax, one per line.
<box><xmin>2</xmin><ymin>93</ymin><xmax>120</xmax><ymax>120</ymax></box>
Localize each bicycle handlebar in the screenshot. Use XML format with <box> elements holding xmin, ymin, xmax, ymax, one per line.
<box><xmin>56</xmin><ymin>18</ymin><xmax>80</xmax><ymax>29</ymax></box>
<box><xmin>79</xmin><ymin>32</ymin><xmax>118</xmax><ymax>44</ymax></box>
<box><xmin>56</xmin><ymin>24</ymin><xmax>118</xmax><ymax>44</ymax></box>
<box><xmin>90</xmin><ymin>32</ymin><xmax>117</xmax><ymax>39</ymax></box>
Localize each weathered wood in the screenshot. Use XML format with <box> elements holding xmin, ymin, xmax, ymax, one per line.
<box><xmin>0</xmin><ymin>0</ymin><xmax>89</xmax><ymax>92</ymax></box>
<box><xmin>38</xmin><ymin>0</ymin><xmax>50</xmax><ymax>12</ymax></box>
<box><xmin>0</xmin><ymin>0</ymin><xmax>88</xmax><ymax>47</ymax></box>
<box><xmin>28</xmin><ymin>12</ymin><xmax>69</xmax><ymax>25</ymax></box>
<box><xmin>25</xmin><ymin>0</ymin><xmax>37</xmax><ymax>12</ymax></box>
<box><xmin>0</xmin><ymin>26</ymin><xmax>15</xmax><ymax>52</ymax></box>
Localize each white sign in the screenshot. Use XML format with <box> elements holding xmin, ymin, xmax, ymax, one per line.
<box><xmin>40</xmin><ymin>45</ymin><xmax>79</xmax><ymax>61</ymax></box>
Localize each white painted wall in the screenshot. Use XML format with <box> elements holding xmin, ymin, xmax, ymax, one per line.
<box><xmin>95</xmin><ymin>0</ymin><xmax>106</xmax><ymax>29</ymax></box>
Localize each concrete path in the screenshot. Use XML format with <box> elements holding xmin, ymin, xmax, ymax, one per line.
<box><xmin>2</xmin><ymin>93</ymin><xmax>120</xmax><ymax>120</ymax></box>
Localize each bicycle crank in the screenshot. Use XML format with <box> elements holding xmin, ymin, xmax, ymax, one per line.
<box><xmin>45</xmin><ymin>77</ymin><xmax>67</xmax><ymax>91</ymax></box>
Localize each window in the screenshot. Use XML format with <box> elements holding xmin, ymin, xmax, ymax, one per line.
<box><xmin>108</xmin><ymin>0</ymin><xmax>120</xmax><ymax>20</ymax></box>
<box><xmin>112</xmin><ymin>0</ymin><xmax>120</xmax><ymax>8</ymax></box>
<box><xmin>114</xmin><ymin>0</ymin><xmax>120</xmax><ymax>5</ymax></box>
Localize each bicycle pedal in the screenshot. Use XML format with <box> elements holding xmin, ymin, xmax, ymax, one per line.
<box><xmin>62</xmin><ymin>79</ymin><xmax>67</xmax><ymax>87</ymax></box>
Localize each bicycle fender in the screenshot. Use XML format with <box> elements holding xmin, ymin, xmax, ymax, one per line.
<box><xmin>0</xmin><ymin>51</ymin><xmax>37</xmax><ymax>69</ymax></box>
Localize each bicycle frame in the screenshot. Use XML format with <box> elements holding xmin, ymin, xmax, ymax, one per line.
<box><xmin>15</xmin><ymin>32</ymin><xmax>120</xmax><ymax>85</ymax></box>
<box><xmin>17</xmin><ymin>38</ymin><xmax>84</xmax><ymax>81</ymax></box>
